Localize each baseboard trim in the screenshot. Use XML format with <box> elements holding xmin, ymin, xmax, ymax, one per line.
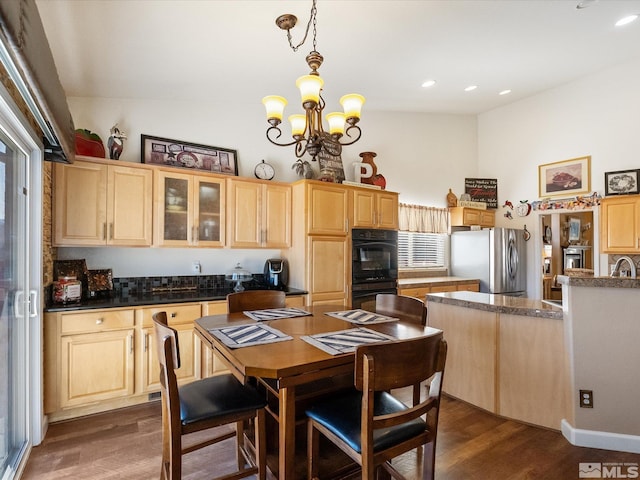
<box><xmin>562</xmin><ymin>419</ymin><xmax>640</xmax><ymax>454</ymax></box>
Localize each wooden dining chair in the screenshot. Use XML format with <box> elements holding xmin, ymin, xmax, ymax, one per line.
<box><xmin>375</xmin><ymin>293</ymin><xmax>428</xmax><ymax>405</ymax></box>
<box><xmin>152</xmin><ymin>312</ymin><xmax>267</xmax><ymax>480</ymax></box>
<box><xmin>375</xmin><ymin>293</ymin><xmax>427</xmax><ymax>326</ymax></box>
<box><xmin>305</xmin><ymin>333</ymin><xmax>447</xmax><ymax>480</ymax></box>
<box><xmin>227</xmin><ymin>290</ymin><xmax>286</xmax><ymax>313</ymax></box>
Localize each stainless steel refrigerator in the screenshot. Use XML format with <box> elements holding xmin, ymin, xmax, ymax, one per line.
<box><xmin>450</xmin><ymin>227</ymin><xmax>527</xmax><ymax>295</ymax></box>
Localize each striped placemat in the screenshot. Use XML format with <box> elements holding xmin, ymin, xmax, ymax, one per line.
<box><xmin>243</xmin><ymin>307</ymin><xmax>312</xmax><ymax>322</ymax></box>
<box><xmin>301</xmin><ymin>327</ymin><xmax>396</xmax><ymax>355</ymax></box>
<box><xmin>208</xmin><ymin>323</ymin><xmax>292</xmax><ymax>349</ymax></box>
<box><xmin>324</xmin><ymin>309</ymin><xmax>399</xmax><ymax>324</ymax></box>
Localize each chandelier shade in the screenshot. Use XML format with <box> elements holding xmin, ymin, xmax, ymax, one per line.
<box><xmin>262</xmin><ymin>0</ymin><xmax>365</xmax><ymax>161</ymax></box>
<box><xmin>262</xmin><ymin>95</ymin><xmax>288</xmax><ymax>125</ymax></box>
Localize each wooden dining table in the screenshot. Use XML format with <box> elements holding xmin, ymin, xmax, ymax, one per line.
<box><xmin>193</xmin><ymin>304</ymin><xmax>441</xmax><ymax>480</ymax></box>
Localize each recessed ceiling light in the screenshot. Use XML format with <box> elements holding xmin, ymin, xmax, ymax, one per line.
<box><xmin>421</xmin><ymin>80</ymin><xmax>436</xmax><ymax>88</ymax></box>
<box><xmin>576</xmin><ymin>0</ymin><xmax>598</xmax><ymax>9</ymax></box>
<box><xmin>615</xmin><ymin>14</ymin><xmax>638</xmax><ymax>27</ymax></box>
<box><xmin>499</xmin><ymin>89</ymin><xmax>512</xmax><ymax>96</ymax></box>
<box><xmin>464</xmin><ymin>85</ymin><xmax>478</xmax><ymax>92</ymax></box>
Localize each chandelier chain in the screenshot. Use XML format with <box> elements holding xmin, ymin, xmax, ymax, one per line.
<box><xmin>286</xmin><ymin>0</ymin><xmax>318</xmax><ymax>52</ymax></box>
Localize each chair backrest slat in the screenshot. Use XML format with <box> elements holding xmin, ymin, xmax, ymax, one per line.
<box><xmin>355</xmin><ymin>334</ymin><xmax>445</xmax><ymax>393</ymax></box>
<box><xmin>375</xmin><ymin>294</ymin><xmax>427</xmax><ymax>325</ymax></box>
<box><xmin>227</xmin><ymin>290</ymin><xmax>286</xmax><ymax>313</ymax></box>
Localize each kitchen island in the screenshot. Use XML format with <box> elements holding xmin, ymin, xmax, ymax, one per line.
<box><xmin>558</xmin><ymin>275</ymin><xmax>640</xmax><ymax>453</ymax></box>
<box><xmin>426</xmin><ymin>291</ymin><xmax>566</xmax><ymax>430</ymax></box>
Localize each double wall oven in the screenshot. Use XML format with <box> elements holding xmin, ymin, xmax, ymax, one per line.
<box><xmin>351</xmin><ymin>228</ymin><xmax>398</xmax><ymax>309</ymax></box>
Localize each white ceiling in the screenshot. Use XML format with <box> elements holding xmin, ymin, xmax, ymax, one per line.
<box><xmin>36</xmin><ymin>0</ymin><xmax>640</xmax><ymax>116</ymax></box>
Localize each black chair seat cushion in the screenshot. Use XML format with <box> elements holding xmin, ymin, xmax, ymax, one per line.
<box><xmin>305</xmin><ymin>389</ymin><xmax>426</xmax><ymax>454</ymax></box>
<box><xmin>179</xmin><ymin>374</ymin><xmax>267</xmax><ymax>425</ymax></box>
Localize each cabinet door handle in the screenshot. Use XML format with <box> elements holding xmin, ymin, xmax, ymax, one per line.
<box><xmin>103</xmin><ymin>222</ymin><xmax>107</xmax><ymax>240</ymax></box>
<box><xmin>129</xmin><ymin>335</ymin><xmax>134</xmax><ymax>355</ymax></box>
<box><xmin>144</xmin><ymin>333</ymin><xmax>149</xmax><ymax>352</ymax></box>
<box><xmin>109</xmin><ymin>223</ymin><xmax>113</xmax><ymax>240</ymax></box>
<box><xmin>170</xmin><ymin>312</ymin><xmax>177</xmax><ymax>318</ymax></box>
<box><xmin>96</xmin><ymin>318</ymin><xmax>104</xmax><ymax>325</ymax></box>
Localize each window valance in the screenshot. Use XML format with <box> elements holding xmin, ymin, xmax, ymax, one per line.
<box><xmin>399</xmin><ymin>203</ymin><xmax>449</xmax><ymax>234</ymax></box>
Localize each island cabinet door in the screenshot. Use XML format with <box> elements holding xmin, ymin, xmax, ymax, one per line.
<box><xmin>427</xmin><ymin>302</ymin><xmax>498</xmax><ymax>413</ymax></box>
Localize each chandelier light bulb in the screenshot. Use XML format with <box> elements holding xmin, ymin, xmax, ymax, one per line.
<box><xmin>340</xmin><ymin>94</ymin><xmax>365</xmax><ymax>123</ymax></box>
<box><xmin>326</xmin><ymin>112</ymin><xmax>346</xmax><ymax>136</ymax></box>
<box><xmin>296</xmin><ymin>75</ymin><xmax>324</xmax><ymax>107</ymax></box>
<box><xmin>288</xmin><ymin>114</ymin><xmax>307</xmax><ymax>137</ymax></box>
<box><xmin>262</xmin><ymin>95</ymin><xmax>287</xmax><ymax>124</ymax></box>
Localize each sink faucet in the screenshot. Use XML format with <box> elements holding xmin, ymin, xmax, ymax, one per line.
<box><xmin>611</xmin><ymin>256</ymin><xmax>637</xmax><ymax>278</ymax></box>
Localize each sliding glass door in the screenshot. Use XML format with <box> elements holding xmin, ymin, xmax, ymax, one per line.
<box><xmin>0</xmin><ymin>91</ymin><xmax>41</xmax><ymax>479</ymax></box>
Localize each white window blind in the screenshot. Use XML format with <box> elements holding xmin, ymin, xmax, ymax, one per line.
<box><xmin>398</xmin><ymin>231</ymin><xmax>447</xmax><ymax>268</ymax></box>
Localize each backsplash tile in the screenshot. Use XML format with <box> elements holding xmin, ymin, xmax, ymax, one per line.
<box><xmin>113</xmin><ymin>274</ymin><xmax>266</xmax><ymax>296</ymax></box>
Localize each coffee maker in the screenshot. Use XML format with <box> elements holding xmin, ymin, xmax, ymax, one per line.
<box><xmin>264</xmin><ymin>258</ymin><xmax>288</xmax><ymax>289</ymax></box>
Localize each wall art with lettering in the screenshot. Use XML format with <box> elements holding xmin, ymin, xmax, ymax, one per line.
<box><xmin>464</xmin><ymin>178</ymin><xmax>498</xmax><ymax>208</ymax></box>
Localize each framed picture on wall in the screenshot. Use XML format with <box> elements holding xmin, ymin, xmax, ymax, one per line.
<box><xmin>538</xmin><ymin>156</ymin><xmax>590</xmax><ymax>198</ymax></box>
<box><xmin>141</xmin><ymin>134</ymin><xmax>238</xmax><ymax>176</ymax></box>
<box><xmin>604</xmin><ymin>169</ymin><xmax>640</xmax><ymax>196</ymax></box>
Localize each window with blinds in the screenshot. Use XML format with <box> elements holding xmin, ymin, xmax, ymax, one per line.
<box><xmin>398</xmin><ymin>232</ymin><xmax>447</xmax><ymax>268</ymax></box>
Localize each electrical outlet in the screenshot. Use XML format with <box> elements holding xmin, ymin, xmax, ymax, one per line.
<box><xmin>192</xmin><ymin>262</ymin><xmax>201</xmax><ymax>274</ymax></box>
<box><xmin>579</xmin><ymin>389</ymin><xmax>593</xmax><ymax>408</ymax></box>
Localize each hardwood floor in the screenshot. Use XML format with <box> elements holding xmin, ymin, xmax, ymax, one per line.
<box><xmin>23</xmin><ymin>390</ymin><xmax>640</xmax><ymax>479</ymax></box>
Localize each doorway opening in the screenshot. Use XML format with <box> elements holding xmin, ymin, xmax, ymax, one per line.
<box><xmin>540</xmin><ymin>210</ymin><xmax>595</xmax><ymax>301</ymax></box>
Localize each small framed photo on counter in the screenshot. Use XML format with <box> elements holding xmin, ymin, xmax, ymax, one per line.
<box><xmin>604</xmin><ymin>169</ymin><xmax>640</xmax><ymax>196</ymax></box>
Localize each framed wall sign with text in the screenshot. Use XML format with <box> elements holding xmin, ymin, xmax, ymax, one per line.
<box><xmin>464</xmin><ymin>178</ymin><xmax>498</xmax><ymax>208</ymax></box>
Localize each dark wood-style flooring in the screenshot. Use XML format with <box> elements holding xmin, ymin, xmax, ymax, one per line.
<box><xmin>22</xmin><ymin>389</ymin><xmax>640</xmax><ymax>479</ymax></box>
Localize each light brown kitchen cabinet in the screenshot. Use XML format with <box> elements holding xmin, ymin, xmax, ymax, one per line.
<box><xmin>53</xmin><ymin>158</ymin><xmax>153</xmax><ymax>246</ymax></box>
<box><xmin>45</xmin><ymin>302</ymin><xmax>204</xmax><ymax>421</ymax></box>
<box><xmin>600</xmin><ymin>195</ymin><xmax>640</xmax><ymax>253</ymax></box>
<box><xmin>306</xmin><ymin>182</ymin><xmax>350</xmax><ymax>236</ymax></box>
<box><xmin>287</xmin><ymin>181</ymin><xmax>354</xmax><ymax>306</ymax></box>
<box><xmin>352</xmin><ymin>189</ymin><xmax>399</xmax><ymax>229</ymax></box>
<box><xmin>44</xmin><ymin>308</ymin><xmax>136</xmax><ymax>416</ymax></box>
<box><xmin>307</xmin><ymin>235</ymin><xmax>350</xmax><ymax>305</ymax></box>
<box><xmin>226</xmin><ymin>178</ymin><xmax>291</xmax><ymax>248</ymax></box>
<box><xmin>136</xmin><ymin>304</ymin><xmax>202</xmax><ymax>393</ymax></box>
<box><xmin>449</xmin><ymin>206</ymin><xmax>495</xmax><ymax>228</ymax></box>
<box><xmin>154</xmin><ymin>170</ymin><xmax>225</xmax><ymax>247</ymax></box>
<box><xmin>399</xmin><ymin>280</ymin><xmax>479</xmax><ymax>300</ymax></box>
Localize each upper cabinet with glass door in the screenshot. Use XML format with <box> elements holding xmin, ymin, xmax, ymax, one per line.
<box><xmin>154</xmin><ymin>169</ymin><xmax>225</xmax><ymax>247</ymax></box>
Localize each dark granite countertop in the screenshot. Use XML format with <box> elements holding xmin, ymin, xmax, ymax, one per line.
<box><xmin>557</xmin><ymin>275</ymin><xmax>640</xmax><ymax>288</ymax></box>
<box><xmin>426</xmin><ymin>291</ymin><xmax>563</xmax><ymax>319</ymax></box>
<box><xmin>45</xmin><ymin>286</ymin><xmax>308</xmax><ymax>313</ymax></box>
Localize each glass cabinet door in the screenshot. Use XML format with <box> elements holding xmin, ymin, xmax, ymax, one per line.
<box><xmin>195</xmin><ymin>179</ymin><xmax>224</xmax><ymax>246</ymax></box>
<box><xmin>155</xmin><ymin>171</ymin><xmax>225</xmax><ymax>247</ymax></box>
<box><xmin>157</xmin><ymin>171</ymin><xmax>192</xmax><ymax>246</ymax></box>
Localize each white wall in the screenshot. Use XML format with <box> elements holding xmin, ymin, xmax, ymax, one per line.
<box><xmin>63</xmin><ymin>97</ymin><xmax>477</xmax><ymax>277</ymax></box>
<box><xmin>64</xmin><ymin>57</ymin><xmax>640</xmax><ymax>281</ymax></box>
<box><xmin>478</xmin><ymin>57</ymin><xmax>640</xmax><ymax>296</ymax></box>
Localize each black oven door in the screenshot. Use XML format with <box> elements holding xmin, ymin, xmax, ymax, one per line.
<box><xmin>352</xmin><ymin>230</ymin><xmax>398</xmax><ymax>285</ymax></box>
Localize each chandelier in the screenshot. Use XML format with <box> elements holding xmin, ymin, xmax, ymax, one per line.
<box><xmin>262</xmin><ymin>0</ymin><xmax>365</xmax><ymax>161</ymax></box>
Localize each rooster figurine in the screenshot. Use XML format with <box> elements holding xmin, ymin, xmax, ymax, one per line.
<box><xmin>107</xmin><ymin>124</ymin><xmax>127</xmax><ymax>160</ymax></box>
